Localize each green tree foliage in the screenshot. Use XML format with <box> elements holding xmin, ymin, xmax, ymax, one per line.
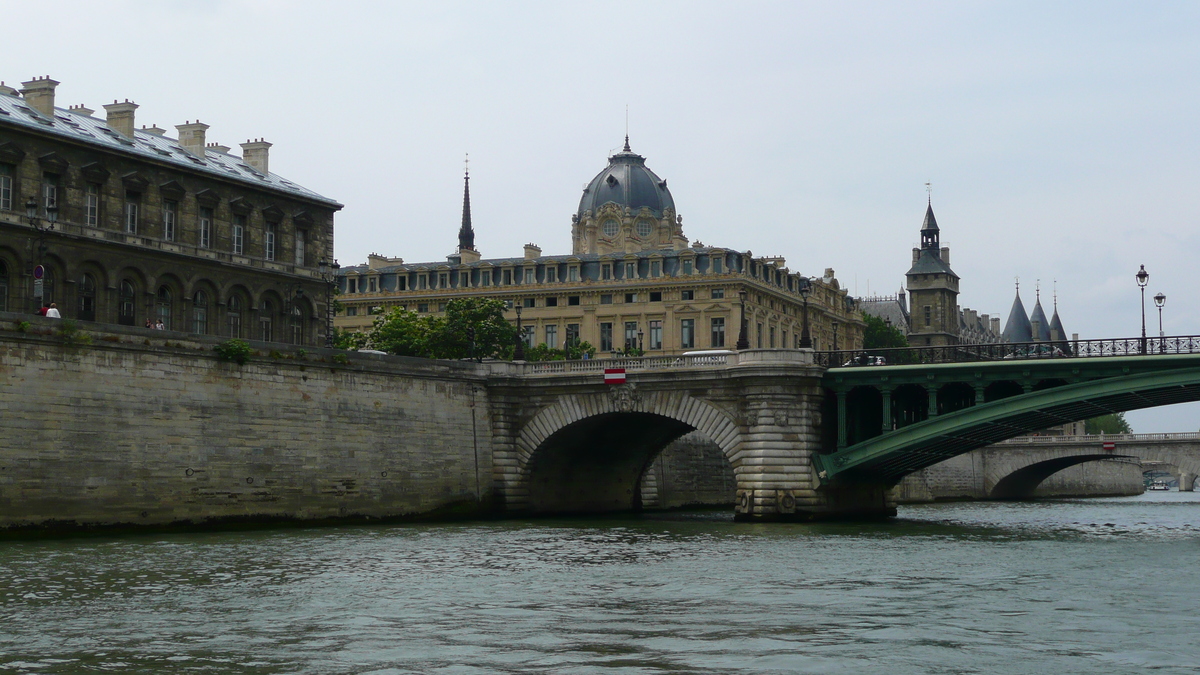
<box><xmin>1084</xmin><ymin>413</ymin><xmax>1132</xmax><ymax>435</ymax></box>
<box><xmin>366</xmin><ymin>298</ymin><xmax>516</xmax><ymax>361</ymax></box>
<box><xmin>862</xmin><ymin>314</ymin><xmax>908</xmax><ymax>349</ymax></box>
<box><xmin>332</xmin><ymin>327</ymin><xmax>367</xmax><ymax>351</ymax></box>
<box><xmin>525</xmin><ymin>340</ymin><xmax>598</xmax><ymax>362</ymax></box>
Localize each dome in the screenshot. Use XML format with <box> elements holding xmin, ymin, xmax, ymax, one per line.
<box><xmin>577</xmin><ymin>138</ymin><xmax>675</xmax><ymax>220</ymax></box>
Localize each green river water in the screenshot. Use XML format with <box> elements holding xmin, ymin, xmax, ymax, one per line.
<box><xmin>2</xmin><ymin>491</ymin><xmax>1198</xmax><ymax>674</ymax></box>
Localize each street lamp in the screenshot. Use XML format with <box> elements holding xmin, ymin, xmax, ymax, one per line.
<box><xmin>798</xmin><ymin>278</ymin><xmax>812</xmax><ymax>349</ymax></box>
<box><xmin>637</xmin><ymin>328</ymin><xmax>644</xmax><ymax>355</ymax></box>
<box><xmin>26</xmin><ymin>197</ymin><xmax>57</xmax><ymax>312</ymax></box>
<box><xmin>736</xmin><ymin>289</ymin><xmax>750</xmax><ymax>350</ymax></box>
<box><xmin>832</xmin><ymin>320</ymin><xmax>839</xmax><ymax>352</ymax></box>
<box><xmin>1136</xmin><ymin>264</ymin><xmax>1149</xmax><ymax>353</ymax></box>
<box><xmin>1154</xmin><ymin>292</ymin><xmax>1166</xmax><ymax>344</ymax></box>
<box><xmin>318</xmin><ymin>258</ymin><xmax>340</xmax><ymax>348</ymax></box>
<box><xmin>514</xmin><ymin>303</ymin><xmax>525</xmax><ymax>361</ymax></box>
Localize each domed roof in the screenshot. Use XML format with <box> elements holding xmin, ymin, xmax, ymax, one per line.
<box><xmin>577</xmin><ymin>138</ymin><xmax>675</xmax><ymax>220</ymax></box>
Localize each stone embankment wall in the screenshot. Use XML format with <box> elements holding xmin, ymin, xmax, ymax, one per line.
<box><xmin>640</xmin><ymin>431</ymin><xmax>736</xmax><ymax>509</ymax></box>
<box><xmin>0</xmin><ymin>314</ymin><xmax>492</xmax><ymax>531</ymax></box>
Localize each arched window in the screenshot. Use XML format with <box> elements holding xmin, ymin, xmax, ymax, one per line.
<box><xmin>0</xmin><ymin>261</ymin><xmax>8</xmax><ymax>313</ymax></box>
<box><xmin>227</xmin><ymin>295</ymin><xmax>243</xmax><ymax>338</ymax></box>
<box><xmin>118</xmin><ymin>280</ymin><xmax>136</xmax><ymax>326</ymax></box>
<box><xmin>260</xmin><ymin>300</ymin><xmax>274</xmax><ymax>342</ymax></box>
<box><xmin>156</xmin><ymin>286</ymin><xmax>172</xmax><ymax>330</ymax></box>
<box><xmin>192</xmin><ymin>291</ymin><xmax>208</xmax><ymax>334</ymax></box>
<box><xmin>78</xmin><ymin>273</ymin><xmax>97</xmax><ymax>321</ymax></box>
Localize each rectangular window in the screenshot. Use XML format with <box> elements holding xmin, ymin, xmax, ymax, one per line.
<box><xmin>232</xmin><ymin>214</ymin><xmax>246</xmax><ymax>254</ymax></box>
<box><xmin>348</xmin><ymin>278</ymin><xmax>359</xmax><ymax>294</ymax></box>
<box><xmin>770</xmin><ymin>326</ymin><xmax>776</xmax><ymax>348</ymax></box>
<box><xmin>418</xmin><ymin>275</ymin><xmax>428</xmax><ymax>290</ymax></box>
<box><xmin>163</xmin><ymin>198</ymin><xmax>176</xmax><ymax>240</ymax></box>
<box><xmin>681</xmin><ymin>290</ymin><xmax>694</xmax><ymax>301</ymax></box>
<box><xmin>566</xmin><ymin>324</ymin><xmax>580</xmax><ymax>347</ymax></box>
<box><xmin>346</xmin><ymin>306</ymin><xmax>357</xmax><ymax>317</ymax></box>
<box><xmin>649</xmin><ymin>291</ymin><xmax>662</xmax><ymax>302</ymax></box>
<box><xmin>523</xmin><ymin>297</ymin><xmax>535</xmax><ymax>308</ymax></box>
<box><xmin>294</xmin><ymin>229</ymin><xmax>305</xmax><ymax>266</ymax></box>
<box><xmin>265</xmin><ymin>222</ymin><xmax>276</xmax><ymax>261</ymax></box>
<box><xmin>625</xmin><ymin>321</ymin><xmax>639</xmax><ymax>350</ymax></box>
<box><xmin>460</xmin><ymin>271</ymin><xmax>470</xmax><ymax>288</ymax></box>
<box><xmin>521</xmin><ymin>325</ymin><xmax>535</xmax><ymax>347</ymax></box>
<box><xmin>711</xmin><ymin>317</ymin><xmax>726</xmax><ymax>347</ymax></box>
<box><xmin>712</xmin><ymin>257</ymin><xmax>723</xmax><ymax>273</ymax></box>
<box><xmin>369</xmin><ymin>277</ymin><xmax>378</xmax><ymax>293</ymax></box>
<box><xmin>523</xmin><ymin>268</ymin><xmax>535</xmax><ymax>284</ymax></box>
<box><xmin>680</xmin><ymin>319</ymin><xmax>695</xmax><ymax>349</ymax></box>
<box><xmin>417</xmin><ymin>303</ymin><xmax>429</xmax><ymax>313</ymax></box>
<box><xmin>924</xmin><ymin>305</ymin><xmax>932</xmax><ymax>327</ymax></box>
<box><xmin>124</xmin><ymin>192</ymin><xmax>140</xmax><ymax>234</ymax></box>
<box><xmin>757</xmin><ymin>322</ymin><xmax>763</xmax><ymax>348</ymax></box>
<box><xmin>650</xmin><ymin>260</ymin><xmax>661</xmax><ymax>277</ymax></box>
<box><xmin>624</xmin><ymin>293</ymin><xmax>637</xmax><ymax>303</ymax></box>
<box><xmin>649</xmin><ymin>320</ymin><xmax>662</xmax><ymax>350</ymax></box>
<box><xmin>545</xmin><ymin>325</ymin><xmax>558</xmax><ymax>349</ymax></box>
<box><xmin>546</xmin><ymin>267</ymin><xmax>558</xmax><ymax>283</ymax></box>
<box><xmin>625</xmin><ymin>262</ymin><xmax>636</xmax><ymax>278</ymax></box>
<box><xmin>199</xmin><ymin>207</ymin><xmax>213</xmax><ymax>248</ymax></box>
<box><xmin>85</xmin><ymin>183</ymin><xmax>100</xmax><ymax>226</ymax></box>
<box><xmin>682</xmin><ymin>259</ymin><xmax>693</xmax><ymax>275</ymax></box>
<box><xmin>568</xmin><ymin>295</ymin><xmax>580</xmax><ymax>306</ymax></box>
<box><xmin>600</xmin><ymin>322</ymin><xmax>613</xmax><ymax>351</ymax></box>
<box><xmin>600</xmin><ymin>294</ymin><xmax>613</xmax><ymax>305</ymax></box>
<box><xmin>503</xmin><ymin>269</ymin><xmax>513</xmax><ymax>285</ymax></box>
<box><xmin>601</xmin><ymin>264</ymin><xmax>613</xmax><ymax>280</ymax></box>
<box><xmin>481</xmin><ymin>270</ymin><xmax>492</xmax><ymax>286</ymax></box>
<box><xmin>438</xmin><ymin>302</ymin><xmax>447</xmax><ymax>312</ymax></box>
<box><xmin>711</xmin><ymin>288</ymin><xmax>725</xmax><ymax>299</ymax></box>
<box><xmin>545</xmin><ymin>297</ymin><xmax>558</xmax><ymax>307</ymax></box>
<box><xmin>438</xmin><ymin>273</ymin><xmax>449</xmax><ymax>289</ymax></box>
<box><xmin>42</xmin><ymin>172</ymin><xmax>58</xmax><ymax>212</ymax></box>
<box><xmin>568</xmin><ymin>266</ymin><xmax>579</xmax><ymax>282</ymax></box>
<box><xmin>0</xmin><ymin>164</ymin><xmax>12</xmax><ymax>211</ymax></box>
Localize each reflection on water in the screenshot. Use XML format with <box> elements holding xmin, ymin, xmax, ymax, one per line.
<box><xmin>1</xmin><ymin>492</ymin><xmax>1198</xmax><ymax>674</ymax></box>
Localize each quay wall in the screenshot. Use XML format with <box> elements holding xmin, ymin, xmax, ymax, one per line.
<box><xmin>0</xmin><ymin>314</ymin><xmax>492</xmax><ymax>531</ymax></box>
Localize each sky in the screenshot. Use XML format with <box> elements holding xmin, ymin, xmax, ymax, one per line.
<box><xmin>6</xmin><ymin>1</ymin><xmax>1200</xmax><ymax>431</ymax></box>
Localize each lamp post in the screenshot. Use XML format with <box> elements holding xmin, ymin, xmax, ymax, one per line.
<box><xmin>514</xmin><ymin>303</ymin><xmax>525</xmax><ymax>361</ymax></box>
<box><xmin>1154</xmin><ymin>292</ymin><xmax>1166</xmax><ymax>347</ymax></box>
<box><xmin>736</xmin><ymin>289</ymin><xmax>750</xmax><ymax>350</ymax></box>
<box><xmin>832</xmin><ymin>320</ymin><xmax>839</xmax><ymax>352</ymax></box>
<box><xmin>318</xmin><ymin>258</ymin><xmax>340</xmax><ymax>348</ymax></box>
<box><xmin>1136</xmin><ymin>264</ymin><xmax>1149</xmax><ymax>354</ymax></box>
<box><xmin>26</xmin><ymin>197</ymin><xmax>57</xmax><ymax>312</ymax></box>
<box><xmin>637</xmin><ymin>328</ymin><xmax>644</xmax><ymax>355</ymax></box>
<box><xmin>798</xmin><ymin>278</ymin><xmax>812</xmax><ymax>349</ymax></box>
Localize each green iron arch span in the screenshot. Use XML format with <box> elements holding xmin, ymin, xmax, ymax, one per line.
<box><xmin>814</xmin><ymin>359</ymin><xmax>1200</xmax><ymax>486</ymax></box>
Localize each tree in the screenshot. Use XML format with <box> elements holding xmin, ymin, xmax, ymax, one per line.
<box><xmin>332</xmin><ymin>327</ymin><xmax>368</xmax><ymax>350</ymax></box>
<box><xmin>368</xmin><ymin>307</ymin><xmax>441</xmax><ymax>358</ymax></box>
<box><xmin>1085</xmin><ymin>413</ymin><xmax>1132</xmax><ymax>435</ymax></box>
<box><xmin>365</xmin><ymin>298</ymin><xmax>516</xmax><ymax>361</ymax></box>
<box><xmin>862</xmin><ymin>314</ymin><xmax>908</xmax><ymax>349</ymax></box>
<box><xmin>525</xmin><ymin>340</ymin><xmax>598</xmax><ymax>362</ymax></box>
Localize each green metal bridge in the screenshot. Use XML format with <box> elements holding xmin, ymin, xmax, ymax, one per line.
<box><xmin>812</xmin><ymin>336</ymin><xmax>1200</xmax><ymax>486</ymax></box>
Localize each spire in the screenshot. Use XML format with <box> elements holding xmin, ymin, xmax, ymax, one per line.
<box><xmin>623</xmin><ymin>134</ymin><xmax>631</xmax><ymax>152</ymax></box>
<box><xmin>1049</xmin><ymin>281</ymin><xmax>1066</xmax><ymax>342</ymax></box>
<box><xmin>920</xmin><ymin>201</ymin><xmax>939</xmax><ymax>250</ymax></box>
<box><xmin>458</xmin><ymin>154</ymin><xmax>474</xmax><ymax>251</ymax></box>
<box><xmin>1029</xmin><ymin>283</ymin><xmax>1051</xmax><ymax>342</ymax></box>
<box><xmin>1001</xmin><ymin>282</ymin><xmax>1033</xmax><ymax>343</ymax></box>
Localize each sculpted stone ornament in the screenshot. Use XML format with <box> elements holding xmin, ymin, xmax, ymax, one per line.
<box><xmin>610</xmin><ymin>383</ymin><xmax>642</xmax><ymax>412</ymax></box>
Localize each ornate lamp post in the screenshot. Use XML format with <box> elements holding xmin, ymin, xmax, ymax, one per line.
<box><xmin>26</xmin><ymin>197</ymin><xmax>57</xmax><ymax>311</ymax></box>
<box><xmin>1136</xmin><ymin>264</ymin><xmax>1149</xmax><ymax>354</ymax></box>
<box><xmin>1154</xmin><ymin>292</ymin><xmax>1166</xmax><ymax>344</ymax></box>
<box><xmin>832</xmin><ymin>320</ymin><xmax>839</xmax><ymax>352</ymax></box>
<box><xmin>798</xmin><ymin>278</ymin><xmax>812</xmax><ymax>349</ymax></box>
<box><xmin>318</xmin><ymin>258</ymin><xmax>340</xmax><ymax>348</ymax></box>
<box><xmin>514</xmin><ymin>303</ymin><xmax>525</xmax><ymax>361</ymax></box>
<box><xmin>637</xmin><ymin>328</ymin><xmax>644</xmax><ymax>355</ymax></box>
<box><xmin>736</xmin><ymin>289</ymin><xmax>750</xmax><ymax>350</ymax></box>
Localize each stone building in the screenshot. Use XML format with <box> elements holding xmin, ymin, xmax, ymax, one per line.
<box><xmin>860</xmin><ymin>200</ymin><xmax>1001</xmax><ymax>345</ymax></box>
<box><xmin>335</xmin><ymin>139</ymin><xmax>863</xmax><ymax>355</ymax></box>
<box><xmin>0</xmin><ymin>76</ymin><xmax>341</xmax><ymax>345</ymax></box>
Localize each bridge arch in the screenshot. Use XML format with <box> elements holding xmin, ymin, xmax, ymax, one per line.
<box><xmin>988</xmin><ymin>453</ymin><xmax>1138</xmax><ymax>499</ymax></box>
<box><xmin>508</xmin><ymin>389</ymin><xmax>741</xmax><ymax>514</ymax></box>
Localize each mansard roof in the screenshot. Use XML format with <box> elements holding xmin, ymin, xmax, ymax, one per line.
<box><xmin>340</xmin><ymin>246</ymin><xmax>738</xmax><ymax>275</ymax></box>
<box><xmin>0</xmin><ymin>91</ymin><xmax>341</xmax><ymax>208</ymax></box>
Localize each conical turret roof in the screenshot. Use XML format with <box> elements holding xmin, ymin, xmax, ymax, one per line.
<box><xmin>1002</xmin><ymin>290</ymin><xmax>1032</xmax><ymax>342</ymax></box>
<box><xmin>1029</xmin><ymin>295</ymin><xmax>1051</xmax><ymax>342</ymax></box>
<box><xmin>921</xmin><ymin>203</ymin><xmax>939</xmax><ymax>234</ymax></box>
<box><xmin>1049</xmin><ymin>308</ymin><xmax>1066</xmax><ymax>342</ymax></box>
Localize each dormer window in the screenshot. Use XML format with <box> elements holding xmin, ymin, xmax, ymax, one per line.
<box><xmin>523</xmin><ymin>268</ymin><xmax>535</xmax><ymax>284</ymax></box>
<box><xmin>601</xmin><ymin>263</ymin><xmax>613</xmax><ymax>280</ymax></box>
<box><xmin>682</xmin><ymin>259</ymin><xmax>693</xmax><ymax>275</ymax></box>
<box><xmin>650</xmin><ymin>260</ymin><xmax>661</xmax><ymax>277</ymax></box>
<box><xmin>602</xmin><ymin>219</ymin><xmax>619</xmax><ymax>237</ymax></box>
<box><xmin>625</xmin><ymin>262</ymin><xmax>636</xmax><ymax>278</ymax></box>
<box><xmin>568</xmin><ymin>265</ymin><xmax>579</xmax><ymax>282</ymax></box>
<box><xmin>546</xmin><ymin>267</ymin><xmax>558</xmax><ymax>283</ymax></box>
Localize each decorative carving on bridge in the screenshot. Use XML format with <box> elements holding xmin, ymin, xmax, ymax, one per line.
<box><xmin>610</xmin><ymin>383</ymin><xmax>642</xmax><ymax>412</ymax></box>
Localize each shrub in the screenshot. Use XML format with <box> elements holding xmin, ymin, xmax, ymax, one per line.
<box><xmin>15</xmin><ymin>321</ymin><xmax>30</xmax><ymax>333</ymax></box>
<box><xmin>214</xmin><ymin>339</ymin><xmax>253</xmax><ymax>365</ymax></box>
<box><xmin>57</xmin><ymin>320</ymin><xmax>92</xmax><ymax>347</ymax></box>
<box><xmin>332</xmin><ymin>353</ymin><xmax>350</xmax><ymax>365</ymax></box>
<box><xmin>269</xmin><ymin>349</ymin><xmax>284</xmax><ymax>359</ymax></box>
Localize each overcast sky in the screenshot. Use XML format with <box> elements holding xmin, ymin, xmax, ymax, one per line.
<box><xmin>8</xmin><ymin>1</ymin><xmax>1200</xmax><ymax>430</ymax></box>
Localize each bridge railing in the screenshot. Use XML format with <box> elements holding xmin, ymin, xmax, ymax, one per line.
<box><xmin>999</xmin><ymin>432</ymin><xmax>1200</xmax><ymax>444</ymax></box>
<box><xmin>817</xmin><ymin>334</ymin><xmax>1200</xmax><ymax>367</ymax></box>
<box><xmin>516</xmin><ymin>352</ymin><xmax>735</xmax><ymax>376</ymax></box>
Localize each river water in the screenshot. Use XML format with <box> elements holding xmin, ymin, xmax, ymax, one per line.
<box><xmin>2</xmin><ymin>492</ymin><xmax>1198</xmax><ymax>674</ymax></box>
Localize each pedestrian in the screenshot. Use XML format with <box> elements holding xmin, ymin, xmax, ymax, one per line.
<box><xmin>37</xmin><ymin>305</ymin><xmax>48</xmax><ymax>316</ymax></box>
<box><xmin>155</xmin><ymin>319</ymin><xmax>165</xmax><ymax>330</ymax></box>
<box><xmin>45</xmin><ymin>303</ymin><xmax>61</xmax><ymax>319</ymax></box>
<box><xmin>144</xmin><ymin>318</ymin><xmax>152</xmax><ymax>329</ymax></box>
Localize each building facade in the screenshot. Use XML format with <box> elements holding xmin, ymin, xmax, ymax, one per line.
<box><xmin>0</xmin><ymin>76</ymin><xmax>341</xmax><ymax>345</ymax></box>
<box><xmin>335</xmin><ymin>140</ymin><xmax>863</xmax><ymax>355</ymax></box>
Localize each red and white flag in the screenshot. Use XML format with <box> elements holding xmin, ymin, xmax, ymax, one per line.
<box><xmin>604</xmin><ymin>368</ymin><xmax>626</xmax><ymax>385</ymax></box>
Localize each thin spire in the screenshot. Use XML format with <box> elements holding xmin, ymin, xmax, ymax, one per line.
<box><xmin>458</xmin><ymin>154</ymin><xmax>474</xmax><ymax>251</ymax></box>
<box><xmin>1053</xmin><ymin>280</ymin><xmax>1058</xmax><ymax>310</ymax></box>
<box><xmin>1035</xmin><ymin>278</ymin><xmax>1040</xmax><ymax>302</ymax></box>
<box><xmin>925</xmin><ymin>180</ymin><xmax>932</xmax><ymax>205</ymax></box>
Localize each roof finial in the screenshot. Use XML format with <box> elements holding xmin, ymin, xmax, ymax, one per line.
<box><xmin>1015</xmin><ymin>276</ymin><xmax>1020</xmax><ymax>293</ymax></box>
<box><xmin>925</xmin><ymin>180</ymin><xmax>932</xmax><ymax>205</ymax></box>
<box><xmin>623</xmin><ymin>105</ymin><xmax>631</xmax><ymax>152</ymax></box>
<box><xmin>1053</xmin><ymin>280</ymin><xmax>1058</xmax><ymax>310</ymax></box>
<box><xmin>1035</xmin><ymin>278</ymin><xmax>1041</xmax><ymax>302</ymax></box>
<box><xmin>464</xmin><ymin>152</ymin><xmax>469</xmax><ymax>178</ymax></box>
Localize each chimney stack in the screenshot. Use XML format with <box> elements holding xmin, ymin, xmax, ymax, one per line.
<box><xmin>20</xmin><ymin>76</ymin><xmax>59</xmax><ymax>117</ymax></box>
<box><xmin>912</xmin><ymin>247</ymin><xmax>920</xmax><ymax>265</ymax></box>
<box><xmin>0</xmin><ymin>82</ymin><xmax>18</xmax><ymax>97</ymax></box>
<box><xmin>207</xmin><ymin>142</ymin><xmax>232</xmax><ymax>154</ymax></box>
<box><xmin>176</xmin><ymin>121</ymin><xmax>210</xmax><ymax>156</ymax></box>
<box><xmin>69</xmin><ymin>104</ymin><xmax>94</xmax><ymax>117</ymax></box>
<box><xmin>524</xmin><ymin>243</ymin><xmax>542</xmax><ymax>260</ymax></box>
<box><xmin>240</xmin><ymin>139</ymin><xmax>272</xmax><ymax>174</ymax></box>
<box><xmin>141</xmin><ymin>124</ymin><xmax>167</xmax><ymax>136</ymax></box>
<box><xmin>104</xmin><ymin>100</ymin><xmax>139</xmax><ymax>138</ymax></box>
<box><xmin>940</xmin><ymin>247</ymin><xmax>951</xmax><ymax>265</ymax></box>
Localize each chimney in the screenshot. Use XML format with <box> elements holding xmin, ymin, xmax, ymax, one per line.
<box><xmin>240</xmin><ymin>138</ymin><xmax>272</xmax><ymax>174</ymax></box>
<box><xmin>940</xmin><ymin>247</ymin><xmax>951</xmax><ymax>265</ymax></box>
<box><xmin>524</xmin><ymin>243</ymin><xmax>542</xmax><ymax>259</ymax></box>
<box><xmin>176</xmin><ymin>121</ymin><xmax>210</xmax><ymax>156</ymax></box>
<box><xmin>69</xmin><ymin>104</ymin><xmax>94</xmax><ymax>117</ymax></box>
<box><xmin>141</xmin><ymin>124</ymin><xmax>167</xmax><ymax>136</ymax></box>
<box><xmin>0</xmin><ymin>82</ymin><xmax>18</xmax><ymax>97</ymax></box>
<box><xmin>1031</xmin><ymin>318</ymin><xmax>1041</xmax><ymax>342</ymax></box>
<box><xmin>912</xmin><ymin>247</ymin><xmax>920</xmax><ymax>265</ymax></box>
<box><xmin>459</xmin><ymin>249</ymin><xmax>481</xmax><ymax>263</ymax></box>
<box><xmin>20</xmin><ymin>76</ymin><xmax>59</xmax><ymax>117</ymax></box>
<box><xmin>991</xmin><ymin>317</ymin><xmax>1001</xmax><ymax>335</ymax></box>
<box><xmin>206</xmin><ymin>142</ymin><xmax>232</xmax><ymax>154</ymax></box>
<box><xmin>104</xmin><ymin>100</ymin><xmax>139</xmax><ymax>138</ymax></box>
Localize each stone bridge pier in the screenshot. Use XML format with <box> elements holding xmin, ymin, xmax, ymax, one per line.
<box><xmin>486</xmin><ymin>350</ymin><xmax>895</xmax><ymax>521</ymax></box>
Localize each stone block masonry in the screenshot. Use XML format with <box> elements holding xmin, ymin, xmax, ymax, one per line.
<box><xmin>0</xmin><ymin>314</ymin><xmax>492</xmax><ymax>531</ymax></box>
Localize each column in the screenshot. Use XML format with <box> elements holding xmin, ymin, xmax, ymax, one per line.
<box><xmin>927</xmin><ymin>386</ymin><xmax>938</xmax><ymax>418</ymax></box>
<box><xmin>881</xmin><ymin>388</ymin><xmax>892</xmax><ymax>433</ymax></box>
<box><xmin>836</xmin><ymin>390</ymin><xmax>848</xmax><ymax>449</ymax></box>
